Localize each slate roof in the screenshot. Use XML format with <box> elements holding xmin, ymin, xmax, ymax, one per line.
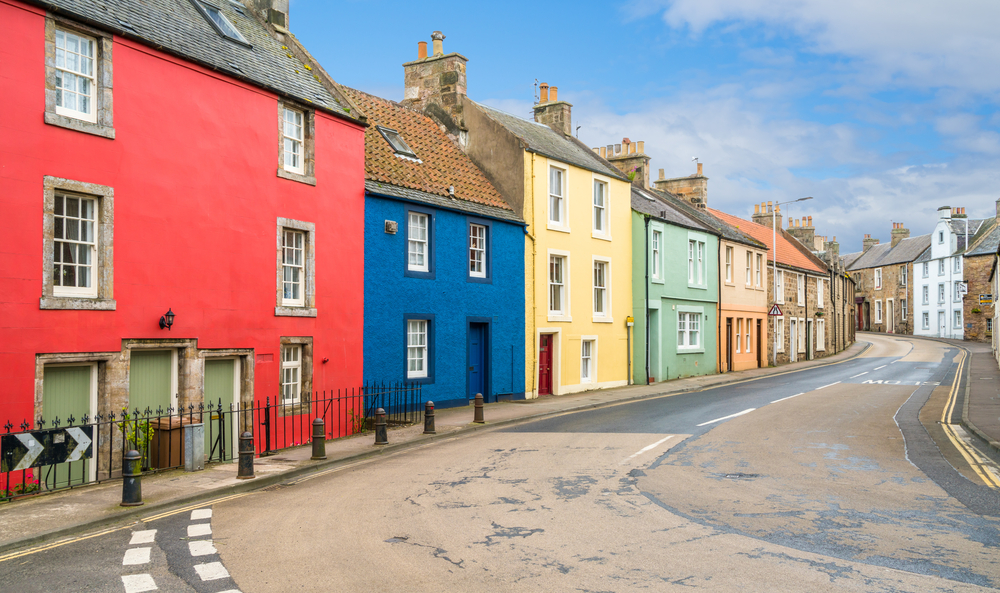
<box><xmin>632</xmin><ymin>187</ymin><xmax>766</xmax><ymax>249</ymax></box>
<box><xmin>709</xmin><ymin>209</ymin><xmax>828</xmax><ymax>274</ymax></box>
<box><xmin>846</xmin><ymin>234</ymin><xmax>932</xmax><ymax>271</ymax></box>
<box><xmin>342</xmin><ymin>88</ymin><xmax>519</xmax><ymax>222</ymax></box>
<box><xmin>32</xmin><ymin>0</ymin><xmax>358</xmax><ymax>120</ymax></box>
<box><xmin>966</xmin><ymin>218</ymin><xmax>1000</xmax><ymax>257</ymax></box>
<box><xmin>471</xmin><ymin>102</ymin><xmax>627</xmax><ymax>181</ymax></box>
<box><xmin>949</xmin><ymin>218</ymin><xmax>988</xmax><ymax>252</ymax></box>
<box><xmin>840</xmin><ymin>251</ymin><xmax>863</xmax><ymax>269</ymax></box>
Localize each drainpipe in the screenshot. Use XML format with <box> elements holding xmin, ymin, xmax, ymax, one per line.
<box><xmin>644</xmin><ymin>215</ymin><xmax>651</xmax><ymax>385</ymax></box>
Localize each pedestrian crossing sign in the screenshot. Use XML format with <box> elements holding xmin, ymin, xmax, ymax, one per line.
<box><xmin>768</xmin><ymin>304</ymin><xmax>782</xmax><ymax>316</ymax></box>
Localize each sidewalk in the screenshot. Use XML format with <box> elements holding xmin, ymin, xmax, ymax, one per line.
<box><xmin>0</xmin><ymin>342</ymin><xmax>869</xmax><ymax>555</ymax></box>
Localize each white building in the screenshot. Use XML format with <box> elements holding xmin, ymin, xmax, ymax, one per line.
<box><xmin>913</xmin><ymin>206</ymin><xmax>982</xmax><ymax>339</ymax></box>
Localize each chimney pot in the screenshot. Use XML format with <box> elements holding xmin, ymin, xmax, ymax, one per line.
<box><xmin>431</xmin><ymin>30</ymin><xmax>445</xmax><ymax>56</ymax></box>
<box><xmin>417</xmin><ymin>41</ymin><xmax>427</xmax><ymax>60</ymax></box>
<box><xmin>550</xmin><ymin>86</ymin><xmax>558</xmax><ymax>101</ymax></box>
<box><xmin>539</xmin><ymin>83</ymin><xmax>549</xmax><ymax>103</ymax></box>
<box><xmin>599</xmin><ymin>147</ymin><xmax>606</xmax><ymax>158</ymax></box>
<box><xmin>630</xmin><ymin>143</ymin><xmax>637</xmax><ymax>155</ymax></box>
<box><xmin>658</xmin><ymin>168</ymin><xmax>665</xmax><ymax>180</ymax></box>
<box><xmin>697</xmin><ymin>162</ymin><xmax>703</xmax><ymax>176</ymax></box>
<box><xmin>637</xmin><ymin>141</ymin><xmax>644</xmax><ymax>153</ymax></box>
<box><xmin>807</xmin><ymin>215</ymin><xmax>812</xmax><ymax>226</ymax></box>
<box><xmin>755</xmin><ymin>204</ymin><xmax>760</xmax><ymax>214</ymax></box>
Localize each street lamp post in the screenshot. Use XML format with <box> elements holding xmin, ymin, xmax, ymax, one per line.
<box><xmin>772</xmin><ymin>196</ymin><xmax>813</xmax><ymax>367</ymax></box>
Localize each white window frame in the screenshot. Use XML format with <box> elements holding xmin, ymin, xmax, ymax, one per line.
<box><xmin>776</xmin><ymin>318</ymin><xmax>785</xmax><ymax>352</ymax></box>
<box><xmin>797</xmin><ymin>274</ymin><xmax>804</xmax><ymax>304</ymax></box>
<box><xmin>406</xmin><ymin>319</ymin><xmax>429</xmax><ymax>379</ymax></box>
<box><xmin>408</xmin><ymin>212</ymin><xmax>430</xmax><ymax>273</ymax></box>
<box><xmin>798</xmin><ymin>318</ymin><xmax>806</xmax><ymax>354</ymax></box>
<box><xmin>688</xmin><ymin>233</ymin><xmax>707</xmax><ymax>288</ymax></box>
<box><xmin>281</xmin><ymin>344</ymin><xmax>302</xmax><ymax>405</ymax></box>
<box><xmin>939</xmin><ymin>231</ymin><xmax>944</xmax><ymax>244</ymax></box>
<box><xmin>816</xmin><ymin>319</ymin><xmax>826</xmax><ymax>351</ymax></box>
<box><xmin>954</xmin><ymin>281</ymin><xmax>963</xmax><ymax>301</ymax></box>
<box><xmin>54</xmin><ymin>28</ymin><xmax>98</xmax><ymax>123</ymax></box>
<box><xmin>592</xmin><ymin>177</ymin><xmax>610</xmax><ymax>239</ymax></box>
<box><xmin>677</xmin><ymin>307</ymin><xmax>704</xmax><ymax>351</ymax></box>
<box><xmin>651</xmin><ymin>228</ymin><xmax>663</xmax><ymax>282</ymax></box>
<box><xmin>548</xmin><ymin>250</ymin><xmax>571</xmax><ymax>322</ymax></box>
<box><xmin>939</xmin><ymin>259</ymin><xmax>945</xmax><ymax>276</ymax></box>
<box><xmin>745</xmin><ymin>318</ymin><xmax>752</xmax><ymax>352</ymax></box>
<box><xmin>275</xmin><ymin>218</ymin><xmax>316</xmax><ymax>317</ymax></box>
<box><xmin>954</xmin><ymin>310</ymin><xmax>962</xmax><ymax>329</ymax></box>
<box><xmin>725</xmin><ymin>246</ymin><xmax>733</xmax><ymax>283</ymax></box>
<box><xmin>281</xmin><ymin>228</ymin><xmax>305</xmax><ymax>307</ymax></box>
<box><xmin>580</xmin><ymin>338</ymin><xmax>596</xmax><ymax>384</ymax></box>
<box><xmin>922</xmin><ymin>312</ymin><xmax>930</xmax><ymax>330</ymax></box>
<box><xmin>548</xmin><ymin>165</ymin><xmax>568</xmax><ymax>231</ymax></box>
<box><xmin>52</xmin><ymin>192</ymin><xmax>99</xmax><ymax>298</ymax></box>
<box><xmin>874</xmin><ymin>268</ymin><xmax>882</xmax><ymax>290</ymax></box>
<box><xmin>745</xmin><ymin>250</ymin><xmax>752</xmax><ymax>286</ymax></box>
<box><xmin>592</xmin><ymin>257</ymin><xmax>612</xmax><ymax>322</ymax></box>
<box><xmin>817</xmin><ymin>278</ymin><xmax>825</xmax><ymax>309</ymax></box>
<box><xmin>901</xmin><ymin>299</ymin><xmax>907</xmax><ymax>320</ymax></box>
<box><xmin>923</xmin><ymin>262</ymin><xmax>929</xmax><ymax>278</ymax></box>
<box><xmin>776</xmin><ymin>270</ymin><xmax>784</xmax><ymax>304</ymax></box>
<box><xmin>735</xmin><ymin>318</ymin><xmax>742</xmax><ymax>353</ymax></box>
<box><xmin>954</xmin><ymin>257</ymin><xmax>961</xmax><ymax>273</ymax></box>
<box><xmin>900</xmin><ymin>265</ymin><xmax>907</xmax><ymax>287</ymax></box>
<box><xmin>923</xmin><ymin>285</ymin><xmax>929</xmax><ymax>305</ymax></box>
<box><xmin>938</xmin><ymin>283</ymin><xmax>946</xmax><ymax>303</ymax></box>
<box><xmin>282</xmin><ymin>106</ymin><xmax>305</xmax><ymax>175</ymax></box>
<box><xmin>469</xmin><ymin>223</ymin><xmax>487</xmax><ymax>278</ymax></box>
<box><xmin>875</xmin><ymin>300</ymin><xmax>883</xmax><ymax>323</ymax></box>
<box><xmin>755</xmin><ymin>253</ymin><xmax>762</xmax><ymax>287</ymax></box>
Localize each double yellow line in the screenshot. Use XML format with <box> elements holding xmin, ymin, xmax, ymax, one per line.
<box><xmin>940</xmin><ymin>349</ymin><xmax>1000</xmax><ymax>489</ymax></box>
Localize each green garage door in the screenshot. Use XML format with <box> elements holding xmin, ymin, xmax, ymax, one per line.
<box><xmin>42</xmin><ymin>365</ymin><xmax>93</xmax><ymax>489</ymax></box>
<box><xmin>204</xmin><ymin>359</ymin><xmax>235</xmax><ymax>461</ymax></box>
<box><xmin>129</xmin><ymin>350</ymin><xmax>173</xmax><ymax>415</ymax></box>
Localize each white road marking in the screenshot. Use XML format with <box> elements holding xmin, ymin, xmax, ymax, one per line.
<box><xmin>816</xmin><ymin>382</ymin><xmax>841</xmax><ymax>390</ymax></box>
<box><xmin>874</xmin><ymin>365</ymin><xmax>887</xmax><ymax>370</ymax></box>
<box><xmin>191</xmin><ymin>509</ymin><xmax>212</xmax><ymax>521</ymax></box>
<box><xmin>122</xmin><ymin>547</ymin><xmax>151</xmax><ymax>566</ymax></box>
<box><xmin>129</xmin><ymin>530</ymin><xmax>157</xmax><ymax>545</ymax></box>
<box><xmin>850</xmin><ymin>372</ymin><xmax>868</xmax><ymax>378</ymax></box>
<box><xmin>771</xmin><ymin>393</ymin><xmax>805</xmax><ymax>403</ymax></box>
<box><xmin>189</xmin><ymin>540</ymin><xmax>218</xmax><ymax>557</ymax></box>
<box><xmin>621</xmin><ymin>436</ymin><xmax>674</xmax><ymax>464</ymax></box>
<box><xmin>194</xmin><ymin>561</ymin><xmax>231</xmax><ymax>581</ymax></box>
<box><xmin>697</xmin><ymin>408</ymin><xmax>755</xmax><ymax>427</ymax></box>
<box><xmin>187</xmin><ymin>523</ymin><xmax>212</xmax><ymax>537</ymax></box>
<box><xmin>216</xmin><ymin>590</ymin><xmax>242</xmax><ymax>593</ymax></box>
<box><xmin>121</xmin><ymin>574</ymin><xmax>157</xmax><ymax>593</ymax></box>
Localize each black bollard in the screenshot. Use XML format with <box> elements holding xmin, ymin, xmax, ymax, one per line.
<box><xmin>120</xmin><ymin>449</ymin><xmax>143</xmax><ymax>507</ymax></box>
<box><xmin>311</xmin><ymin>418</ymin><xmax>327</xmax><ymax>460</ymax></box>
<box><xmin>423</xmin><ymin>401</ymin><xmax>436</xmax><ymax>435</ymax></box>
<box><xmin>374</xmin><ymin>408</ymin><xmax>388</xmax><ymax>445</ymax></box>
<box><xmin>237</xmin><ymin>431</ymin><xmax>255</xmax><ymax>479</ymax></box>
<box><xmin>473</xmin><ymin>393</ymin><xmax>485</xmax><ymax>424</ymax></box>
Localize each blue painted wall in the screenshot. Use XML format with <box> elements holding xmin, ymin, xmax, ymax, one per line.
<box><xmin>363</xmin><ymin>193</ymin><xmax>526</xmax><ymax>408</ymax></box>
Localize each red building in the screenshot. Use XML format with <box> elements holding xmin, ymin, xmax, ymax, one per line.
<box><xmin>0</xmin><ymin>0</ymin><xmax>366</xmax><ymax>479</ymax></box>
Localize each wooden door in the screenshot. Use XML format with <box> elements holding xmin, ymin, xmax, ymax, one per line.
<box><xmin>725</xmin><ymin>318</ymin><xmax>733</xmax><ymax>372</ymax></box>
<box><xmin>468</xmin><ymin>324</ymin><xmax>487</xmax><ymax>401</ymax></box>
<box><xmin>204</xmin><ymin>359</ymin><xmax>235</xmax><ymax>461</ymax></box>
<box><xmin>756</xmin><ymin>319</ymin><xmax>763</xmax><ymax>368</ymax></box>
<box><xmin>538</xmin><ymin>335</ymin><xmax>553</xmax><ymax>395</ymax></box>
<box><xmin>42</xmin><ymin>364</ymin><xmax>94</xmax><ymax>489</ymax></box>
<box><xmin>129</xmin><ymin>350</ymin><xmax>174</xmax><ymax>415</ymax></box>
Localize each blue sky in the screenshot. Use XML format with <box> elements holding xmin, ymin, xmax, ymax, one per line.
<box><xmin>292</xmin><ymin>0</ymin><xmax>1000</xmax><ymax>253</ymax></box>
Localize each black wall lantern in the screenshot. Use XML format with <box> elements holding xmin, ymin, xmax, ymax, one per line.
<box><xmin>159</xmin><ymin>308</ymin><xmax>175</xmax><ymax>331</ymax></box>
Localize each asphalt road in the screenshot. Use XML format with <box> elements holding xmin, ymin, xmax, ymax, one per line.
<box><xmin>4</xmin><ymin>334</ymin><xmax>1000</xmax><ymax>592</ymax></box>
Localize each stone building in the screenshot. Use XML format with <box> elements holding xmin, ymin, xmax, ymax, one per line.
<box><xmin>845</xmin><ymin>223</ymin><xmax>929</xmax><ymax>335</ymax></box>
<box><xmin>959</xmin><ymin>201</ymin><xmax>1000</xmax><ymax>342</ymax></box>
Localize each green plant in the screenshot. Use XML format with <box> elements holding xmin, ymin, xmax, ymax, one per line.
<box><xmin>972</xmin><ymin>307</ymin><xmax>982</xmax><ymax>314</ymax></box>
<box><xmin>347</xmin><ymin>409</ymin><xmax>367</xmax><ymax>435</ymax></box>
<box><xmin>117</xmin><ymin>408</ymin><xmax>155</xmax><ymax>451</ymax></box>
<box><xmin>625</xmin><ymin>165</ymin><xmax>639</xmax><ymax>182</ymax></box>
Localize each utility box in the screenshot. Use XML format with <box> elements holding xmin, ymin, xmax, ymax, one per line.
<box><xmin>149</xmin><ymin>416</ymin><xmax>193</xmax><ymax>469</ymax></box>
<box><xmin>184</xmin><ymin>424</ymin><xmax>205</xmax><ymax>472</ymax></box>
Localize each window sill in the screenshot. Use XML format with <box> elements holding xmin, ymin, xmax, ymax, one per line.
<box><xmin>724</xmin><ymin>281</ymin><xmax>736</xmax><ymax>287</ymax></box>
<box><xmin>677</xmin><ymin>347</ymin><xmax>706</xmax><ymax>354</ymax></box>
<box><xmin>651</xmin><ymin>278</ymin><xmax>665</xmax><ymax>285</ymax></box>
<box><xmin>546</xmin><ymin>224</ymin><xmax>571</xmax><ymax>234</ymax></box>
<box><xmin>688</xmin><ymin>284</ymin><xmax>709</xmax><ymax>291</ymax></box>
<box><xmin>592</xmin><ymin>233</ymin><xmax>612</xmax><ymax>242</ymax></box>
<box><xmin>40</xmin><ymin>296</ymin><xmax>116</xmax><ymax>310</ymax></box>
<box><xmin>592</xmin><ymin>317</ymin><xmax>614</xmax><ymax>323</ymax></box>
<box><xmin>547</xmin><ymin>314</ymin><xmax>573</xmax><ymax>323</ymax></box>
<box><xmin>277</xmin><ymin>169</ymin><xmax>317</xmax><ymax>186</ymax></box>
<box><xmin>45</xmin><ymin>113</ymin><xmax>115</xmax><ymax>139</ymax></box>
<box><xmin>275</xmin><ymin>306</ymin><xmax>317</xmax><ymax>317</ymax></box>
<box><xmin>467</xmin><ymin>275</ymin><xmax>492</xmax><ymax>285</ymax></box>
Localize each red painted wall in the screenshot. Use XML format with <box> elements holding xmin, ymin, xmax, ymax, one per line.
<box><xmin>0</xmin><ymin>0</ymin><xmax>366</xmax><ymax>423</ymax></box>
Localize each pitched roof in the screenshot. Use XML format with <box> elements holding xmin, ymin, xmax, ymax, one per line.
<box><xmin>708</xmin><ymin>209</ymin><xmax>828</xmax><ymax>274</ymax></box>
<box><xmin>471</xmin><ymin>102</ymin><xmax>627</xmax><ymax>181</ymax></box>
<box><xmin>949</xmin><ymin>218</ymin><xmax>988</xmax><ymax>252</ymax></box>
<box><xmin>966</xmin><ymin>218</ymin><xmax>1000</xmax><ymax>257</ymax></box>
<box><xmin>341</xmin><ymin>88</ymin><xmax>517</xmax><ymax>221</ymax></box>
<box><xmin>846</xmin><ymin>234</ymin><xmax>932</xmax><ymax>270</ymax></box>
<box><xmin>32</xmin><ymin>0</ymin><xmax>358</xmax><ymax>120</ymax></box>
<box><xmin>840</xmin><ymin>251</ymin><xmax>863</xmax><ymax>269</ymax></box>
<box><xmin>633</xmin><ymin>188</ymin><xmax>766</xmax><ymax>249</ymax></box>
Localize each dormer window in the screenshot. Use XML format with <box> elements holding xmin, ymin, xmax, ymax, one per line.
<box><xmin>377</xmin><ymin>126</ymin><xmax>417</xmax><ymax>159</ymax></box>
<box><xmin>192</xmin><ymin>0</ymin><xmax>249</xmax><ymax>46</ymax></box>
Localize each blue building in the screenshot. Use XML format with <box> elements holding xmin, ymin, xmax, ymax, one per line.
<box><xmin>344</xmin><ymin>88</ymin><xmax>526</xmax><ymax>408</ymax></box>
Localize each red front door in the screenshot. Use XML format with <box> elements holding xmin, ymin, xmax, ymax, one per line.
<box><xmin>538</xmin><ymin>335</ymin><xmax>553</xmax><ymax>395</ymax></box>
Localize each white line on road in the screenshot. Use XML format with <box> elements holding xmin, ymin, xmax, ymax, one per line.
<box><xmin>875</xmin><ymin>365</ymin><xmax>887</xmax><ymax>370</ymax></box>
<box><xmin>122</xmin><ymin>547</ymin><xmax>151</xmax><ymax>566</ymax></box>
<box><xmin>850</xmin><ymin>372</ymin><xmax>868</xmax><ymax>378</ymax></box>
<box><xmin>121</xmin><ymin>574</ymin><xmax>157</xmax><ymax>593</ymax></box>
<box><xmin>816</xmin><ymin>382</ymin><xmax>841</xmax><ymax>390</ymax></box>
<box><xmin>129</xmin><ymin>530</ymin><xmax>156</xmax><ymax>545</ymax></box>
<box><xmin>697</xmin><ymin>408</ymin><xmax>755</xmax><ymax>427</ymax></box>
<box><xmin>771</xmin><ymin>393</ymin><xmax>805</xmax><ymax>403</ymax></box>
<box><xmin>621</xmin><ymin>436</ymin><xmax>674</xmax><ymax>464</ymax></box>
<box><xmin>189</xmin><ymin>540</ymin><xmax>218</xmax><ymax>557</ymax></box>
<box><xmin>191</xmin><ymin>509</ymin><xmax>212</xmax><ymax>521</ymax></box>
<box><xmin>194</xmin><ymin>562</ymin><xmax>231</xmax><ymax>581</ymax></box>
<box><xmin>187</xmin><ymin>524</ymin><xmax>212</xmax><ymax>537</ymax></box>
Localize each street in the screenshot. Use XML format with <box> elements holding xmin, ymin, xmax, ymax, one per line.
<box><xmin>4</xmin><ymin>334</ymin><xmax>1000</xmax><ymax>592</ymax></box>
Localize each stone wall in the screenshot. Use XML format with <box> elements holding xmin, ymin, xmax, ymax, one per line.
<box><xmin>765</xmin><ymin>267</ymin><xmax>849</xmax><ymax>364</ymax></box>
<box><xmin>852</xmin><ymin>263</ymin><xmax>914</xmax><ymax>334</ymax></box>
<box><xmin>963</xmin><ymin>254</ymin><xmax>995</xmax><ymax>342</ymax></box>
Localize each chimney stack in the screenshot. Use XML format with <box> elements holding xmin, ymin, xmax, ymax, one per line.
<box><xmin>862</xmin><ymin>234</ymin><xmax>879</xmax><ymax>253</ymax></box>
<box><xmin>752</xmin><ymin>200</ymin><xmax>781</xmax><ymax>228</ymax></box>
<box><xmin>996</xmin><ymin>197</ymin><xmax>1000</xmax><ymax>219</ymax></box>
<box><xmin>533</xmin><ymin>82</ymin><xmax>572</xmax><ymax>137</ymax></box>
<box><xmin>786</xmin><ymin>213</ymin><xmax>816</xmax><ymax>248</ymax></box>
<box><xmin>653</xmin><ymin>162</ymin><xmax>709</xmax><ymax>209</ymax></box>
<box><xmin>596</xmin><ymin>137</ymin><xmax>651</xmax><ymax>188</ymax></box>
<box><xmin>890</xmin><ymin>222</ymin><xmax>910</xmax><ymax>248</ymax></box>
<box><xmin>251</xmin><ymin>0</ymin><xmax>290</xmax><ymax>28</ymax></box>
<box><xmin>938</xmin><ymin>205</ymin><xmax>952</xmax><ymax>220</ymax></box>
<box><xmin>402</xmin><ymin>31</ymin><xmax>469</xmax><ymax>141</ymax></box>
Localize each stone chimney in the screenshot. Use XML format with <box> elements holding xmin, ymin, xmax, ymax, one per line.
<box><xmin>938</xmin><ymin>205</ymin><xmax>952</xmax><ymax>220</ymax></box>
<box><xmin>250</xmin><ymin>0</ymin><xmax>289</xmax><ymax>28</ymax></box>
<box><xmin>996</xmin><ymin>197</ymin><xmax>1000</xmax><ymax>218</ymax></box>
<box><xmin>825</xmin><ymin>236</ymin><xmax>840</xmax><ymax>263</ymax></box>
<box><xmin>751</xmin><ymin>201</ymin><xmax>782</xmax><ymax>229</ymax></box>
<box><xmin>402</xmin><ymin>31</ymin><xmax>469</xmax><ymax>139</ymax></box>
<box><xmin>786</xmin><ymin>215</ymin><xmax>816</xmax><ymax>249</ymax></box>
<box><xmin>533</xmin><ymin>83</ymin><xmax>572</xmax><ymax>137</ymax></box>
<box><xmin>952</xmin><ymin>206</ymin><xmax>968</xmax><ymax>218</ymax></box>
<box><xmin>890</xmin><ymin>222</ymin><xmax>910</xmax><ymax>248</ymax></box>
<box><xmin>595</xmin><ymin>138</ymin><xmax>651</xmax><ymax>188</ymax></box>
<box><xmin>653</xmin><ymin>162</ymin><xmax>709</xmax><ymax>209</ymax></box>
<box><xmin>862</xmin><ymin>234</ymin><xmax>879</xmax><ymax>253</ymax></box>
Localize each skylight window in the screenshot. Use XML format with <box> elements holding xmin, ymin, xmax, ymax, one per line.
<box><xmin>192</xmin><ymin>0</ymin><xmax>249</xmax><ymax>45</ymax></box>
<box><xmin>377</xmin><ymin>126</ymin><xmax>417</xmax><ymax>159</ymax></box>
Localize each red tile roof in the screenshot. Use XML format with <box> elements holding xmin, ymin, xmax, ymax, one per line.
<box><xmin>341</xmin><ymin>87</ymin><xmax>511</xmax><ymax>211</ymax></box>
<box><xmin>709</xmin><ymin>208</ymin><xmax>827</xmax><ymax>274</ymax></box>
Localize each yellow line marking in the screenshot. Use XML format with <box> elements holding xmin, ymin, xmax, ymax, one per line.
<box><xmin>0</xmin><ymin>525</ymin><xmax>133</xmax><ymax>563</ymax></box>
<box><xmin>942</xmin><ymin>423</ymin><xmax>1000</xmax><ymax>489</ymax></box>
<box><xmin>141</xmin><ymin>492</ymin><xmax>251</xmax><ymax>523</ymax></box>
<box><xmin>940</xmin><ymin>349</ymin><xmax>966</xmax><ymax>424</ymax></box>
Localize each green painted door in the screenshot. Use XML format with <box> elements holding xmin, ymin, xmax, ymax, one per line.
<box><xmin>204</xmin><ymin>359</ymin><xmax>235</xmax><ymax>461</ymax></box>
<box><xmin>42</xmin><ymin>365</ymin><xmax>92</xmax><ymax>489</ymax></box>
<box><xmin>129</xmin><ymin>350</ymin><xmax>173</xmax><ymax>415</ymax></box>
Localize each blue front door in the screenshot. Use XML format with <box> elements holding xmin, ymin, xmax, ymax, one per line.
<box><xmin>468</xmin><ymin>323</ymin><xmax>487</xmax><ymax>400</ymax></box>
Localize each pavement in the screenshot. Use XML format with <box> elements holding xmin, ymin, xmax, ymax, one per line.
<box><xmin>0</xmin><ymin>335</ymin><xmax>994</xmax><ymax>558</ymax></box>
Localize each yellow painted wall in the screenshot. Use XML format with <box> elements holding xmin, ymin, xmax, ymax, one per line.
<box><xmin>524</xmin><ymin>152</ymin><xmax>632</xmax><ymax>397</ymax></box>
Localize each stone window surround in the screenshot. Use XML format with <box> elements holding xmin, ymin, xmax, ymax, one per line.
<box><xmin>279</xmin><ymin>336</ymin><xmax>313</xmax><ymax>416</ymax></box>
<box><xmin>44</xmin><ymin>15</ymin><xmax>115</xmax><ymax>139</ymax></box>
<box><xmin>276</xmin><ymin>101</ymin><xmax>316</xmax><ymax>186</ymax></box>
<box><xmin>41</xmin><ymin>176</ymin><xmax>116</xmax><ymax>311</ymax></box>
<box><xmin>275</xmin><ymin>218</ymin><xmax>317</xmax><ymax>317</ymax></box>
